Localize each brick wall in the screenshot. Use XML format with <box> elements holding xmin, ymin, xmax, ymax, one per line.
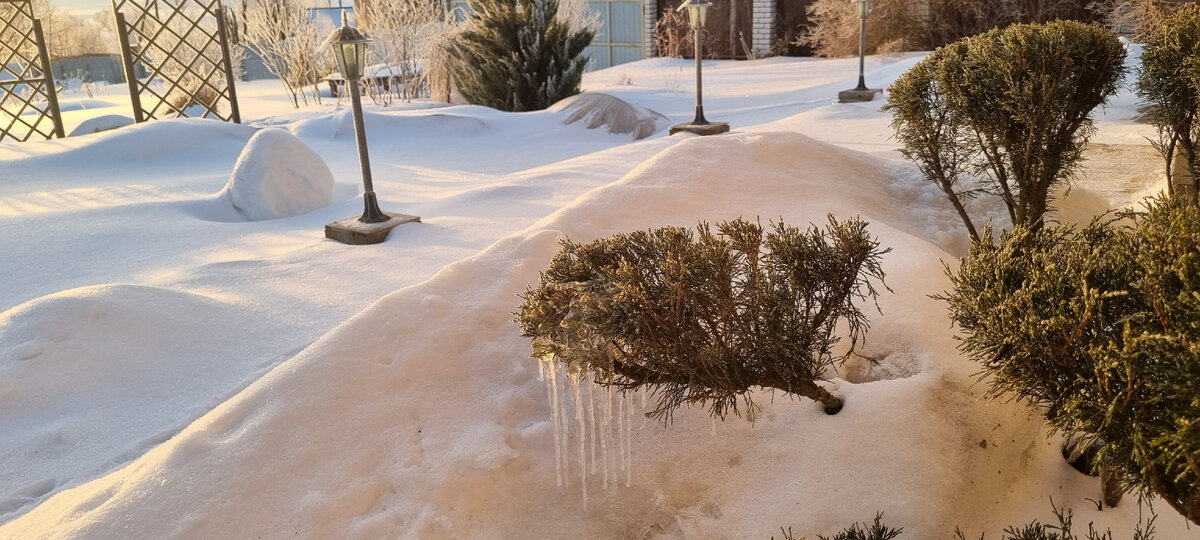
<box><xmin>751</xmin><ymin>0</ymin><xmax>776</xmax><ymax>55</ymax></box>
<box><xmin>644</xmin><ymin>0</ymin><xmax>658</xmax><ymax>57</ymax></box>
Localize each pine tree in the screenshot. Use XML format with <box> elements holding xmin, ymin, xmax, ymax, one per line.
<box><xmin>446</xmin><ymin>0</ymin><xmax>593</xmax><ymax>112</ymax></box>
<box><xmin>516</xmin><ymin>216</ymin><xmax>889</xmax><ymax>420</ymax></box>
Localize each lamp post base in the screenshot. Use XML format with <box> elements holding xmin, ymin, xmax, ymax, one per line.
<box><xmin>838</xmin><ymin>88</ymin><xmax>881</xmax><ymax>103</ymax></box>
<box><xmin>325</xmin><ymin>212</ymin><xmax>420</xmax><ymax>245</ymax></box>
<box><xmin>669</xmin><ymin>121</ymin><xmax>730</xmax><ymax>136</ymax></box>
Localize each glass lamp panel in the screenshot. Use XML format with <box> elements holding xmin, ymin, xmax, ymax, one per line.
<box><xmin>338</xmin><ymin>42</ymin><xmax>365</xmax><ymax>79</ymax></box>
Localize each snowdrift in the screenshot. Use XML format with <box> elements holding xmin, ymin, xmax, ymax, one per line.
<box><xmin>4</xmin><ymin>132</ymin><xmax>1189</xmax><ymax>539</ymax></box>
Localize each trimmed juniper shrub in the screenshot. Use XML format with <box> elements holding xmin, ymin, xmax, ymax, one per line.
<box><xmin>886</xmin><ymin>21</ymin><xmax>1126</xmax><ymax>237</ymax></box>
<box><xmin>954</xmin><ymin>501</ymin><xmax>1156</xmax><ymax>540</ymax></box>
<box><xmin>446</xmin><ymin>0</ymin><xmax>593</xmax><ymax>112</ymax></box>
<box><xmin>940</xmin><ymin>195</ymin><xmax>1200</xmax><ymax>525</ymax></box>
<box><xmin>516</xmin><ymin>216</ymin><xmax>889</xmax><ymax>420</ymax></box>
<box><xmin>817</xmin><ymin>512</ymin><xmax>903</xmax><ymax>540</ymax></box>
<box><xmin>1137</xmin><ymin>6</ymin><xmax>1200</xmax><ymax>203</ymax></box>
<box><xmin>882</xmin><ymin>49</ymin><xmax>980</xmax><ymax>241</ymax></box>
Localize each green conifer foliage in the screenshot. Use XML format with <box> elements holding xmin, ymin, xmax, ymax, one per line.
<box><xmin>941</xmin><ymin>195</ymin><xmax>1200</xmax><ymax>525</ymax></box>
<box><xmin>882</xmin><ymin>50</ymin><xmax>980</xmax><ymax>241</ymax></box>
<box><xmin>886</xmin><ymin>21</ymin><xmax>1125</xmax><ymax>236</ymax></box>
<box><xmin>1137</xmin><ymin>6</ymin><xmax>1200</xmax><ymax>203</ymax></box>
<box><xmin>516</xmin><ymin>216</ymin><xmax>889</xmax><ymax>420</ymax></box>
<box><xmin>446</xmin><ymin>0</ymin><xmax>593</xmax><ymax>112</ymax></box>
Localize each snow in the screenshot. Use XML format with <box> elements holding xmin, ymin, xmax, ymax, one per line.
<box><xmin>1</xmin><ymin>50</ymin><xmax>1197</xmax><ymax>539</ymax></box>
<box><xmin>219</xmin><ymin>128</ymin><xmax>335</xmax><ymax>221</ymax></box>
<box><xmin>66</xmin><ymin>115</ymin><xmax>133</xmax><ymax>137</ymax></box>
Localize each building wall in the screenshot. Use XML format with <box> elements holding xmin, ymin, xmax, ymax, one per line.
<box><xmin>644</xmin><ymin>0</ymin><xmax>810</xmax><ymax>58</ymax></box>
<box><xmin>644</xmin><ymin>0</ymin><xmax>657</xmax><ymax>57</ymax></box>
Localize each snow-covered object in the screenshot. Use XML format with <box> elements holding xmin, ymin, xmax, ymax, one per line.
<box><xmin>67</xmin><ymin>115</ymin><xmax>133</xmax><ymax>137</ymax></box>
<box><xmin>551</xmin><ymin>92</ymin><xmax>669</xmax><ymax>140</ymax></box>
<box><xmin>220</xmin><ymin>128</ymin><xmax>335</xmax><ymax>221</ymax></box>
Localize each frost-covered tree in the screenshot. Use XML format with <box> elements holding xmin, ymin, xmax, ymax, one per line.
<box><xmin>446</xmin><ymin>0</ymin><xmax>593</xmax><ymax>112</ymax></box>
<box><xmin>242</xmin><ymin>0</ymin><xmax>333</xmax><ymax>108</ymax></box>
<box><xmin>516</xmin><ymin>216</ymin><xmax>889</xmax><ymax>420</ymax></box>
<box><xmin>1090</xmin><ymin>0</ymin><xmax>1187</xmax><ymax>40</ymax></box>
<box><xmin>357</xmin><ymin>0</ymin><xmax>442</xmax><ymax>103</ymax></box>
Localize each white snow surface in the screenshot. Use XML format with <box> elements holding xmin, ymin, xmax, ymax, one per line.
<box><xmin>1</xmin><ymin>52</ymin><xmax>1196</xmax><ymax>538</ymax></box>
<box><xmin>219</xmin><ymin>128</ymin><xmax>336</xmax><ymax>221</ymax></box>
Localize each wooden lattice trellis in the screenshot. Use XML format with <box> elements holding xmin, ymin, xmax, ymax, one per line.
<box><xmin>112</xmin><ymin>0</ymin><xmax>240</xmax><ymax>123</ymax></box>
<box><xmin>0</xmin><ymin>0</ymin><xmax>63</xmax><ymax>142</ymax></box>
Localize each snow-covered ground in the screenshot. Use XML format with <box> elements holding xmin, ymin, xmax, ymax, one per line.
<box><xmin>1</xmin><ymin>48</ymin><xmax>1195</xmax><ymax>539</ymax></box>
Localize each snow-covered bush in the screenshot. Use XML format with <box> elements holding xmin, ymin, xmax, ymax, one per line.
<box><xmin>445</xmin><ymin>0</ymin><xmax>593</xmax><ymax>112</ymax></box>
<box><xmin>940</xmin><ymin>195</ymin><xmax>1200</xmax><ymax>526</ymax></box>
<box><xmin>885</xmin><ymin>21</ymin><xmax>1125</xmax><ymax>235</ymax></box>
<box><xmin>516</xmin><ymin>216</ymin><xmax>889</xmax><ymax>420</ymax></box>
<box><xmin>1137</xmin><ymin>6</ymin><xmax>1200</xmax><ymax>204</ymax></box>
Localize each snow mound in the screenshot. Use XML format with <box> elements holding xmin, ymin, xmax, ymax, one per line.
<box><xmin>0</xmin><ymin>118</ymin><xmax>256</xmax><ymax>178</ymax></box>
<box><xmin>67</xmin><ymin>115</ymin><xmax>133</xmax><ymax>137</ymax></box>
<box><xmin>218</xmin><ymin>128</ymin><xmax>335</xmax><ymax>221</ymax></box>
<box><xmin>289</xmin><ymin>108</ymin><xmax>488</xmax><ymax>140</ymax></box>
<box><xmin>0</xmin><ymin>284</ymin><xmax>284</xmax><ymax>523</ymax></box>
<box><xmin>550</xmin><ymin>92</ymin><xmax>669</xmax><ymax>140</ymax></box>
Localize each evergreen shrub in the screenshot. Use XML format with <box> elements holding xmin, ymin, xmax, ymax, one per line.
<box><xmin>515</xmin><ymin>216</ymin><xmax>889</xmax><ymax>420</ymax></box>
<box><xmin>445</xmin><ymin>0</ymin><xmax>593</xmax><ymax>112</ymax></box>
<box><xmin>885</xmin><ymin>21</ymin><xmax>1126</xmax><ymax>237</ymax></box>
<box><xmin>954</xmin><ymin>502</ymin><xmax>1156</xmax><ymax>539</ymax></box>
<box><xmin>1137</xmin><ymin>6</ymin><xmax>1200</xmax><ymax>203</ymax></box>
<box><xmin>940</xmin><ymin>195</ymin><xmax>1200</xmax><ymax>525</ymax></box>
<box><xmin>817</xmin><ymin>513</ymin><xmax>902</xmax><ymax>540</ymax></box>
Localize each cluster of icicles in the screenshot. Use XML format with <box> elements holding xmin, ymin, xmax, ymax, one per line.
<box><xmin>538</xmin><ymin>355</ymin><xmax>643</xmax><ymax>509</ymax></box>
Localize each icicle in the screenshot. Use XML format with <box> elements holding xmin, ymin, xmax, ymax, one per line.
<box><xmin>568</xmin><ymin>365</ymin><xmax>588</xmax><ymax>509</ymax></box>
<box><xmin>543</xmin><ymin>356</ymin><xmax>564</xmax><ymax>487</ymax></box>
<box><xmin>619</xmin><ymin>391</ymin><xmax>628</xmax><ymax>492</ymax></box>
<box><xmin>599</xmin><ymin>384</ymin><xmax>611</xmax><ymax>490</ymax></box>
<box><xmin>625</xmin><ymin>390</ymin><xmax>633</xmax><ymax>487</ymax></box>
<box><xmin>608</xmin><ymin>385</ymin><xmax>619</xmax><ymax>488</ymax></box>
<box><xmin>560</xmin><ymin>363</ymin><xmax>570</xmax><ymax>488</ymax></box>
<box><xmin>587</xmin><ymin>379</ymin><xmax>597</xmax><ymax>474</ymax></box>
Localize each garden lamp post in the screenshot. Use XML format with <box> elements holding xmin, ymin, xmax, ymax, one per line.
<box><xmin>838</xmin><ymin>0</ymin><xmax>881</xmax><ymax>103</ymax></box>
<box><xmin>324</xmin><ymin>11</ymin><xmax>419</xmax><ymax>245</ymax></box>
<box><xmin>669</xmin><ymin>0</ymin><xmax>729</xmax><ymax>136</ymax></box>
